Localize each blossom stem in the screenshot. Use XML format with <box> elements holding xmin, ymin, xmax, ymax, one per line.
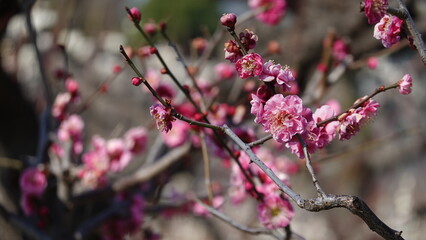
<box><xmin>120</xmin><ymin>45</ymin><xmax>169</xmax><ymax>107</ymax></box>
<box><xmin>317</xmin><ymin>83</ymin><xmax>398</xmax><ymax>126</ymax></box>
<box><xmin>199</xmin><ymin>131</ymin><xmax>214</xmax><ymax>204</ymax></box>
<box><xmin>296</xmin><ymin>134</ymin><xmax>327</xmax><ymax>198</ymax></box>
<box><xmin>248</xmin><ymin>134</ymin><xmax>273</xmax><ymax>147</ymax></box>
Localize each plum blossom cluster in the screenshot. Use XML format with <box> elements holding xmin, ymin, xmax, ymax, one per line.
<box><xmin>248</xmin><ymin>0</ymin><xmax>287</xmax><ymax>25</ymax></box>
<box><xmin>79</xmin><ymin>127</ymin><xmax>148</xmax><ymax>189</ymax></box>
<box><xmin>229</xmin><ymin>148</ymin><xmax>296</xmax><ymax>229</ymax></box>
<box><xmin>373</xmin><ymin>14</ymin><xmax>403</xmax><ymax>48</ymax></box>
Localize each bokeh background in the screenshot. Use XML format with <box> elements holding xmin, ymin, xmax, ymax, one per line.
<box><xmin>1</xmin><ymin>0</ymin><xmax>426</xmax><ymax>239</ymax></box>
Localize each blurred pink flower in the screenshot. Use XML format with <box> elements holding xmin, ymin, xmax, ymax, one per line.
<box><xmin>373</xmin><ymin>14</ymin><xmax>403</xmax><ymax>48</ymax></box>
<box><xmin>193</xmin><ymin>196</ymin><xmax>224</xmax><ymax>217</ymax></box>
<box><xmin>57</xmin><ymin>114</ymin><xmax>84</xmax><ymax>154</ymax></box>
<box><xmin>235</xmin><ymin>53</ymin><xmax>264</xmax><ymax>79</ymax></box>
<box><xmin>332</xmin><ymin>39</ymin><xmax>350</xmax><ymax>61</ymax></box>
<box><xmin>20</xmin><ymin>168</ymin><xmax>47</xmax><ymax>196</ymax></box>
<box><xmin>52</xmin><ymin>92</ymin><xmax>71</xmax><ymax>120</ymax></box>
<box><xmin>363</xmin><ymin>0</ymin><xmax>388</xmax><ymax>25</ymax></box>
<box><xmin>249</xmin><ymin>0</ymin><xmax>287</xmax><ymax>25</ymax></box>
<box><xmin>106</xmin><ymin>139</ymin><xmax>133</xmax><ymax>172</ymax></box>
<box><xmin>161</xmin><ymin>120</ymin><xmax>190</xmax><ymax>147</ymax></box>
<box><xmin>367</xmin><ymin>57</ymin><xmax>379</xmax><ymax>69</ymax></box>
<box><xmin>215</xmin><ymin>62</ymin><xmax>235</xmax><ymax>80</ymax></box>
<box><xmin>398</xmin><ymin>74</ymin><xmax>412</xmax><ymax>95</ymax></box>
<box><xmin>257</xmin><ymin>194</ymin><xmax>294</xmax><ymax>229</ymax></box>
<box><xmin>124</xmin><ymin>127</ymin><xmax>148</xmax><ymax>154</ymax></box>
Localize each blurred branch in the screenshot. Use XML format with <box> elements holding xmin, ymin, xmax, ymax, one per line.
<box><xmin>223</xmin><ymin>125</ymin><xmax>404</xmax><ymax>240</ymax></box>
<box><xmin>0</xmin><ymin>203</ymin><xmax>50</xmax><ymax>240</ymax></box>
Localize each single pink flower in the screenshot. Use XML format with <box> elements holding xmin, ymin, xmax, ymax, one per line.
<box><xmin>250</xmin><ymin>93</ymin><xmax>265</xmax><ymax>124</ymax></box>
<box><xmin>363</xmin><ymin>0</ymin><xmax>388</xmax><ymax>25</ymax></box>
<box><xmin>261</xmin><ymin>94</ymin><xmax>310</xmax><ymax>143</ymax></box>
<box><xmin>106</xmin><ymin>139</ymin><xmax>133</xmax><ymax>172</ymax></box>
<box><xmin>20</xmin><ymin>168</ymin><xmax>47</xmax><ymax>196</ymax></box>
<box><xmin>150</xmin><ymin>104</ymin><xmax>175</xmax><ymax>133</ymax></box>
<box><xmin>161</xmin><ymin>120</ymin><xmax>190</xmax><ymax>147</ymax></box>
<box><xmin>235</xmin><ymin>53</ymin><xmax>264</xmax><ymax>79</ymax></box>
<box><xmin>398</xmin><ymin>74</ymin><xmax>412</xmax><ymax>95</ymax></box>
<box><xmin>332</xmin><ymin>39</ymin><xmax>350</xmax><ymax>61</ymax></box>
<box><xmin>143</xmin><ymin>22</ymin><xmax>157</xmax><ymax>36</ymax></box>
<box><xmin>192</xmin><ymin>37</ymin><xmax>208</xmax><ymax>53</ymax></box>
<box><xmin>124</xmin><ymin>127</ymin><xmax>148</xmax><ymax>154</ymax></box>
<box><xmin>137</xmin><ymin>45</ymin><xmax>152</xmax><ymax>58</ymax></box>
<box><xmin>215</xmin><ymin>62</ymin><xmax>235</xmax><ymax>80</ymax></box>
<box><xmin>249</xmin><ymin>0</ymin><xmax>287</xmax><ymax>25</ymax></box>
<box><xmin>257</xmin><ymin>194</ymin><xmax>294</xmax><ymax>229</ymax></box>
<box><xmin>65</xmin><ymin>77</ymin><xmax>79</xmax><ymax>96</ymax></box>
<box><xmin>57</xmin><ymin>114</ymin><xmax>84</xmax><ymax>154</ymax></box>
<box><xmin>239</xmin><ymin>29</ymin><xmax>258</xmax><ymax>51</ymax></box>
<box><xmin>373</xmin><ymin>14</ymin><xmax>403</xmax><ymax>48</ymax></box>
<box><xmin>52</xmin><ymin>92</ymin><xmax>71</xmax><ymax>120</ymax></box>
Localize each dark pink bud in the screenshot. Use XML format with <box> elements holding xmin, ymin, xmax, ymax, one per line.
<box><xmin>220</xmin><ymin>13</ymin><xmax>237</xmax><ymax>29</ymax></box>
<box><xmin>128</xmin><ymin>7</ymin><xmax>141</xmax><ymax>23</ymax></box>
<box><xmin>159</xmin><ymin>22</ymin><xmax>167</xmax><ymax>31</ymax></box>
<box><xmin>65</xmin><ymin>78</ymin><xmax>79</xmax><ymax>95</ymax></box>
<box><xmin>149</xmin><ymin>47</ymin><xmax>157</xmax><ymax>54</ymax></box>
<box><xmin>160</xmin><ymin>68</ymin><xmax>168</xmax><ymax>74</ymax></box>
<box><xmin>132</xmin><ymin>77</ymin><xmax>143</xmax><ymax>86</ymax></box>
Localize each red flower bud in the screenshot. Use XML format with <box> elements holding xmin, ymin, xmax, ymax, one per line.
<box><xmin>128</xmin><ymin>7</ymin><xmax>141</xmax><ymax>23</ymax></box>
<box><xmin>131</xmin><ymin>77</ymin><xmax>143</xmax><ymax>86</ymax></box>
<box><xmin>220</xmin><ymin>13</ymin><xmax>237</xmax><ymax>29</ymax></box>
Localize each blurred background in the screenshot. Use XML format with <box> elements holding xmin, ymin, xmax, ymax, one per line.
<box><xmin>1</xmin><ymin>0</ymin><xmax>426</xmax><ymax>239</ymax></box>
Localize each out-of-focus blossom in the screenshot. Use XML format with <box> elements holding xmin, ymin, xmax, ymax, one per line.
<box><xmin>137</xmin><ymin>45</ymin><xmax>151</xmax><ymax>58</ymax></box>
<box><xmin>143</xmin><ymin>22</ymin><xmax>157</xmax><ymax>36</ymax></box>
<box><xmin>215</xmin><ymin>62</ymin><xmax>235</xmax><ymax>80</ymax></box>
<box><xmin>124</xmin><ymin>127</ymin><xmax>148</xmax><ymax>154</ymax></box>
<box><xmin>128</xmin><ymin>7</ymin><xmax>141</xmax><ymax>23</ymax></box>
<box><xmin>57</xmin><ymin>114</ymin><xmax>84</xmax><ymax>154</ymax></box>
<box><xmin>373</xmin><ymin>14</ymin><xmax>403</xmax><ymax>48</ymax></box>
<box><xmin>235</xmin><ymin>53</ymin><xmax>264</xmax><ymax>79</ymax></box>
<box><xmin>65</xmin><ymin>77</ymin><xmax>79</xmax><ymax>97</ymax></box>
<box><xmin>367</xmin><ymin>57</ymin><xmax>379</xmax><ymax>69</ymax></box>
<box><xmin>106</xmin><ymin>139</ymin><xmax>133</xmax><ymax>172</ymax></box>
<box><xmin>363</xmin><ymin>0</ymin><xmax>388</xmax><ymax>25</ymax></box>
<box><xmin>20</xmin><ymin>167</ymin><xmax>47</xmax><ymax>196</ymax></box>
<box><xmin>161</xmin><ymin>120</ymin><xmax>190</xmax><ymax>147</ymax></box>
<box><xmin>192</xmin><ymin>37</ymin><xmax>208</xmax><ymax>53</ymax></box>
<box><xmin>52</xmin><ymin>92</ymin><xmax>71</xmax><ymax>120</ymax></box>
<box><xmin>398</xmin><ymin>74</ymin><xmax>412</xmax><ymax>95</ymax></box>
<box><xmin>193</xmin><ymin>196</ymin><xmax>224</xmax><ymax>217</ymax></box>
<box><xmin>332</xmin><ymin>39</ymin><xmax>350</xmax><ymax>61</ymax></box>
<box><xmin>257</xmin><ymin>194</ymin><xmax>294</xmax><ymax>229</ymax></box>
<box><xmin>248</xmin><ymin>0</ymin><xmax>287</xmax><ymax>25</ymax></box>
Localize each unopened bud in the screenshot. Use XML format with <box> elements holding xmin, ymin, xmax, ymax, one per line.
<box><xmin>131</xmin><ymin>77</ymin><xmax>143</xmax><ymax>86</ymax></box>
<box><xmin>128</xmin><ymin>7</ymin><xmax>141</xmax><ymax>23</ymax></box>
<box><xmin>220</xmin><ymin>13</ymin><xmax>237</xmax><ymax>29</ymax></box>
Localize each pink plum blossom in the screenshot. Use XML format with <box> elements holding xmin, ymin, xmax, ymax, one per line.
<box><xmin>257</xmin><ymin>194</ymin><xmax>294</xmax><ymax>229</ymax></box>
<box><xmin>215</xmin><ymin>62</ymin><xmax>235</xmax><ymax>80</ymax></box>
<box><xmin>332</xmin><ymin>39</ymin><xmax>350</xmax><ymax>61</ymax></box>
<box><xmin>150</xmin><ymin>104</ymin><xmax>175</xmax><ymax>133</ymax></box>
<box><xmin>259</xmin><ymin>60</ymin><xmax>295</xmax><ymax>91</ymax></box>
<box><xmin>239</xmin><ymin>29</ymin><xmax>258</xmax><ymax>51</ymax></box>
<box><xmin>57</xmin><ymin>114</ymin><xmax>84</xmax><ymax>154</ymax></box>
<box><xmin>137</xmin><ymin>45</ymin><xmax>151</xmax><ymax>58</ymax></box>
<box><xmin>337</xmin><ymin>98</ymin><xmax>380</xmax><ymax>140</ymax></box>
<box><xmin>20</xmin><ymin>167</ymin><xmax>47</xmax><ymax>196</ymax></box>
<box><xmin>224</xmin><ymin>40</ymin><xmax>243</xmax><ymax>63</ymax></box>
<box><xmin>124</xmin><ymin>127</ymin><xmax>148</xmax><ymax>154</ymax></box>
<box><xmin>65</xmin><ymin>77</ymin><xmax>79</xmax><ymax>97</ymax></box>
<box><xmin>235</xmin><ymin>53</ymin><xmax>264</xmax><ymax>79</ymax></box>
<box><xmin>398</xmin><ymin>74</ymin><xmax>412</xmax><ymax>95</ymax></box>
<box><xmin>250</xmin><ymin>93</ymin><xmax>266</xmax><ymax>124</ymax></box>
<box><xmin>161</xmin><ymin>120</ymin><xmax>190</xmax><ymax>147</ymax></box>
<box><xmin>261</xmin><ymin>94</ymin><xmax>310</xmax><ymax>143</ymax></box>
<box><xmin>363</xmin><ymin>0</ymin><xmax>388</xmax><ymax>25</ymax></box>
<box><xmin>52</xmin><ymin>92</ymin><xmax>71</xmax><ymax>120</ymax></box>
<box><xmin>249</xmin><ymin>0</ymin><xmax>287</xmax><ymax>25</ymax></box>
<box><xmin>106</xmin><ymin>139</ymin><xmax>133</xmax><ymax>172</ymax></box>
<box><xmin>373</xmin><ymin>14</ymin><xmax>403</xmax><ymax>48</ymax></box>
